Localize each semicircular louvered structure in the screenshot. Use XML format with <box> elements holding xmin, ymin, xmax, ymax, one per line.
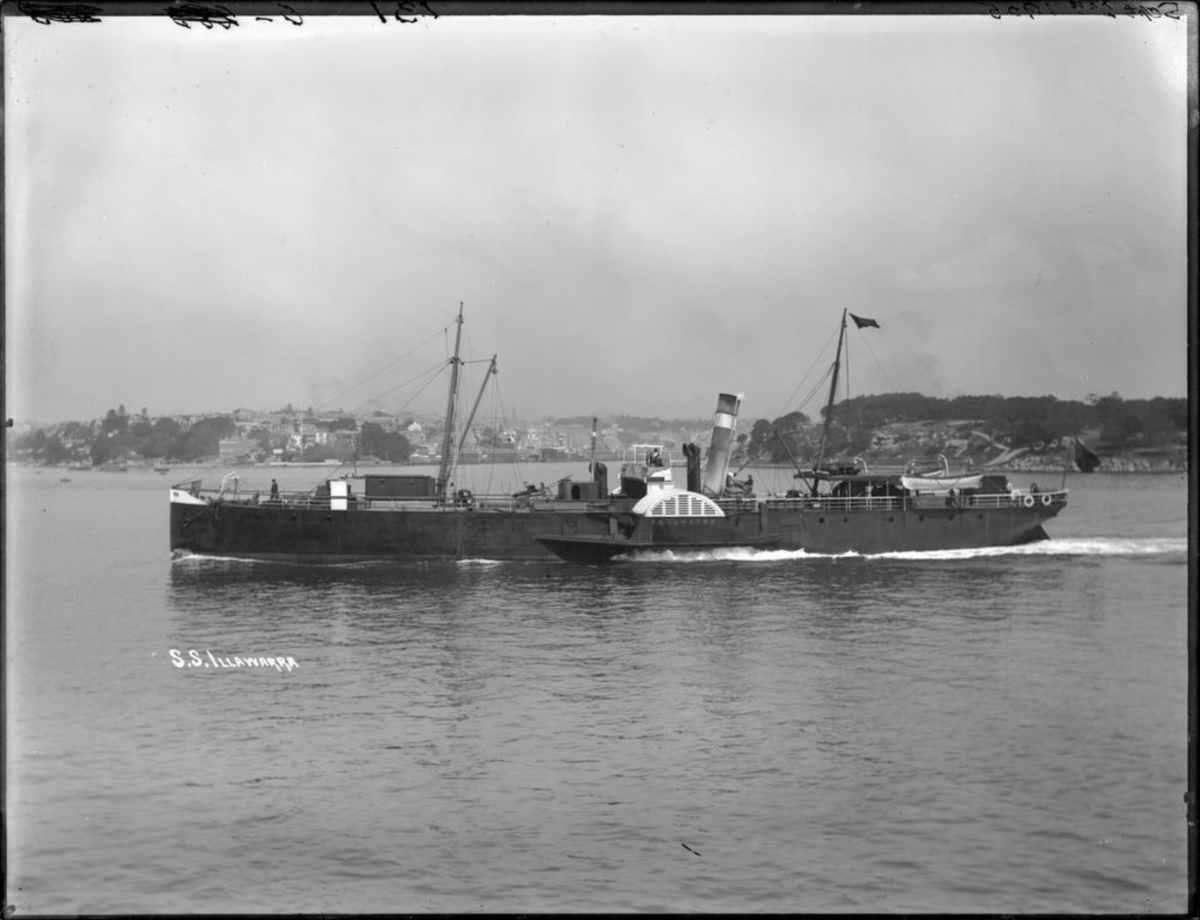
<box><xmin>631</xmin><ymin>491</ymin><xmax>725</xmax><ymax>518</ymax></box>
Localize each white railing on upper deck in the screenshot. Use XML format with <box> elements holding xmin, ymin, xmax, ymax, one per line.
<box><xmin>969</xmin><ymin>490</ymin><xmax>1068</xmax><ymax>509</ymax></box>
<box><xmin>763</xmin><ymin>490</ymin><xmax>1067</xmax><ymax>513</ymax></box>
<box><xmin>764</xmin><ymin>495</ymin><xmax>907</xmax><ymax>512</ymax></box>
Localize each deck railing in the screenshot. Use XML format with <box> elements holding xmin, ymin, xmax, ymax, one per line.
<box><xmin>188</xmin><ymin>484</ymin><xmax>1068</xmax><ymax>514</ymax></box>
<box><xmin>715</xmin><ymin>497</ymin><xmax>759</xmax><ymax>514</ymax></box>
<box><xmin>763</xmin><ymin>490</ymin><xmax>1067</xmax><ymax>513</ymax></box>
<box><xmin>191</xmin><ymin>487</ymin><xmax>606</xmax><ymax>513</ymax></box>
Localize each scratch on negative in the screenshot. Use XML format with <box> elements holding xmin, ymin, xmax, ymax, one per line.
<box><xmin>681</xmin><ymin>842</ymin><xmax>701</xmax><ymax>856</ymax></box>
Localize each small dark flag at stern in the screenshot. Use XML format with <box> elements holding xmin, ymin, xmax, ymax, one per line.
<box><xmin>850</xmin><ymin>313</ymin><xmax>880</xmax><ymax>329</ymax></box>
<box><xmin>1074</xmin><ymin>438</ymin><xmax>1101</xmax><ymax>473</ymax></box>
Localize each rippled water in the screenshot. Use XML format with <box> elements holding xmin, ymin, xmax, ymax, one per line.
<box><xmin>5</xmin><ymin>466</ymin><xmax>1189</xmax><ymax>913</ymax></box>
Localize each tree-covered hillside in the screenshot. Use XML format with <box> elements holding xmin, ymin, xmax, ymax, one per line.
<box><xmin>744</xmin><ymin>392</ymin><xmax>1187</xmax><ymax>466</ymax></box>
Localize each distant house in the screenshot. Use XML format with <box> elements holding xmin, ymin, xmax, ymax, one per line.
<box><xmin>283</xmin><ymin>423</ymin><xmax>319</xmax><ymax>451</ymax></box>
<box><xmin>329</xmin><ymin>430</ymin><xmax>360</xmax><ymax>451</ymax></box>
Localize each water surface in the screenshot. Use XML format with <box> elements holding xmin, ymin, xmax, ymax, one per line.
<box><xmin>5</xmin><ymin>466</ymin><xmax>1189</xmax><ymax>913</ymax></box>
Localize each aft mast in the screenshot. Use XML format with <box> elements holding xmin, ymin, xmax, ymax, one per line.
<box><xmin>436</xmin><ymin>304</ymin><xmax>465</xmax><ymax>502</ymax></box>
<box><xmin>812</xmin><ymin>308</ymin><xmax>848</xmax><ymax>493</ymax></box>
<box><xmin>456</xmin><ymin>354</ymin><xmax>499</xmax><ymax>457</ymax></box>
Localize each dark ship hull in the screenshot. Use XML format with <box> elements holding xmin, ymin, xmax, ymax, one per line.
<box><xmin>170</xmin><ymin>492</ymin><xmax>625</xmax><ymax>563</ymax></box>
<box><xmin>170</xmin><ymin>482</ymin><xmax>1064</xmax><ymax>564</ymax></box>
<box><xmin>537</xmin><ymin>502</ymin><xmax>1056</xmax><ymax>563</ymax></box>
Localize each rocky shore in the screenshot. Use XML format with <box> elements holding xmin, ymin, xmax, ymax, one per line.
<box><xmin>998</xmin><ymin>452</ymin><xmax>1187</xmax><ymax>474</ymax></box>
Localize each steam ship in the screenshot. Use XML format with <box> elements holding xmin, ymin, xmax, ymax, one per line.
<box><xmin>170</xmin><ymin>308</ymin><xmax>1069</xmax><ymax>564</ymax></box>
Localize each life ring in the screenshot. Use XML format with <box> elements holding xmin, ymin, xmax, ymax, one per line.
<box><xmin>456</xmin><ymin>489</ymin><xmax>475</xmax><ymax>506</ymax></box>
<box><xmin>1023</xmin><ymin>494</ymin><xmax>1035</xmax><ymax>508</ymax></box>
<box><xmin>1041</xmin><ymin>494</ymin><xmax>1052</xmax><ymax>507</ymax></box>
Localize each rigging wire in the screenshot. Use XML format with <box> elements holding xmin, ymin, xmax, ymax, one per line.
<box><xmin>347</xmin><ymin>353</ymin><xmax>494</xmax><ymax>420</ymax></box>
<box><xmin>390</xmin><ymin>364</ymin><xmax>452</xmax><ymax>417</ymax></box>
<box><xmin>772</xmin><ymin>362</ymin><xmax>834</xmax><ymax>437</ymax></box>
<box><xmin>851</xmin><ymin>326</ymin><xmax>900</xmax><ymax>395</ymax></box>
<box><xmin>315</xmin><ymin>321</ymin><xmax>452</xmax><ymax>413</ymax></box>
<box><xmin>457</xmin><ymin>357</ymin><xmax>515</xmax><ymax>497</ymax></box>
<box><xmin>774</xmin><ymin>313</ymin><xmax>896</xmax><ymax>427</ymax></box>
<box><xmin>489</xmin><ymin>372</ymin><xmax>537</xmax><ymax>496</ymax></box>
<box><xmin>349</xmin><ymin>358</ymin><xmax>448</xmax><ymax>416</ymax></box>
<box><xmin>482</xmin><ymin>372</ymin><xmax>507</xmax><ymax>497</ymax></box>
<box><xmin>254</xmin><ymin>309</ymin><xmax>471</xmax><ymax>494</ymax></box>
<box><xmin>798</xmin><ymin>364</ymin><xmax>835</xmax><ymax>419</ymax></box>
<box><xmin>772</xmin><ymin>320</ymin><xmax>841</xmax><ymax>421</ymax></box>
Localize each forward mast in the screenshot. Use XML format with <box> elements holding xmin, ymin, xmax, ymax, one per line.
<box><xmin>435</xmin><ymin>304</ymin><xmax>465</xmax><ymax>502</ymax></box>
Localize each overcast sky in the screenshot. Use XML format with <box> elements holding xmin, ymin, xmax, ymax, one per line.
<box><xmin>5</xmin><ymin>5</ymin><xmax>1190</xmax><ymax>426</ymax></box>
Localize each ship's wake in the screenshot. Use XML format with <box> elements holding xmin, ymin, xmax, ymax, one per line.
<box><xmin>171</xmin><ymin>551</ymin><xmax>513</xmax><ymax>570</ymax></box>
<box><xmin>170</xmin><ymin>538</ymin><xmax>1188</xmax><ymax>568</ymax></box>
<box><xmin>618</xmin><ymin>537</ymin><xmax>1189</xmax><ymax>564</ymax></box>
<box><xmin>170</xmin><ymin>551</ymin><xmax>405</xmax><ymax>569</ymax></box>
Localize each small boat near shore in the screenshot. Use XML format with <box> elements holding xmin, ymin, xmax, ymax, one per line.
<box><xmin>170</xmin><ymin>306</ymin><xmax>1071</xmax><ymax>564</ymax></box>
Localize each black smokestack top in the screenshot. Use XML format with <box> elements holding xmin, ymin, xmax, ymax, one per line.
<box><xmin>683</xmin><ymin>443</ymin><xmax>702</xmax><ymax>492</ymax></box>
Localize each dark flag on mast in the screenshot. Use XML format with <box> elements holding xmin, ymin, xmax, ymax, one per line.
<box><xmin>1073</xmin><ymin>438</ymin><xmax>1101</xmax><ymax>473</ymax></box>
<box><xmin>850</xmin><ymin>313</ymin><xmax>880</xmax><ymax>329</ymax></box>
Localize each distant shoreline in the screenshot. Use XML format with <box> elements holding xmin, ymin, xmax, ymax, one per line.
<box><xmin>10</xmin><ymin>458</ymin><xmax>1186</xmax><ymax>475</ymax></box>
